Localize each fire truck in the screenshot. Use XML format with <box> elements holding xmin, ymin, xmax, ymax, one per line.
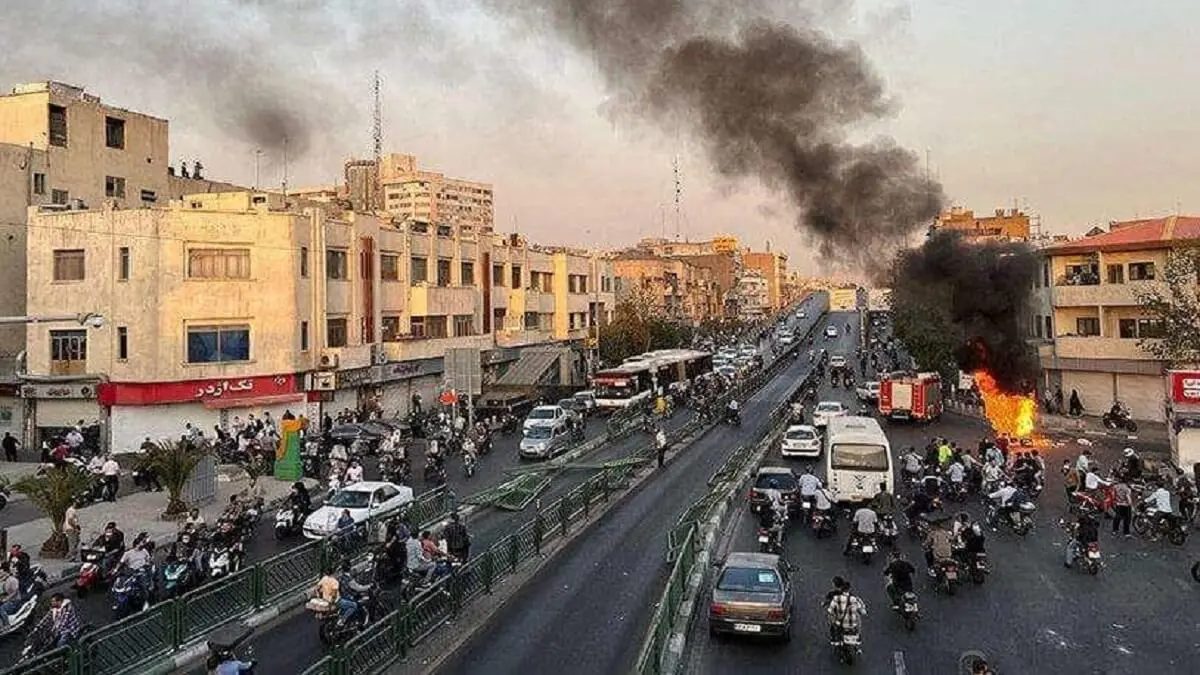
<box><xmin>878</xmin><ymin>372</ymin><xmax>943</xmax><ymax>422</ymax></box>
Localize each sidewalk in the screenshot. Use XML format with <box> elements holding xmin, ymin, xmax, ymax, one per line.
<box><xmin>944</xmin><ymin>400</ymin><xmax>1170</xmax><ymax>445</ymax></box>
<box><xmin>6</xmin><ymin>467</ymin><xmax>310</xmax><ymax>582</ymax></box>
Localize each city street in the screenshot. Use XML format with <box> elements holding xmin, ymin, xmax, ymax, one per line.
<box><xmin>434</xmin><ymin>309</ymin><xmax>852</xmax><ymax>675</ymax></box>
<box><xmin>188</xmin><ymin>298</ymin><xmax>826</xmax><ymax>675</ymax></box>
<box><xmin>680</xmin><ymin>382</ymin><xmax>1198</xmax><ymax>674</ymax></box>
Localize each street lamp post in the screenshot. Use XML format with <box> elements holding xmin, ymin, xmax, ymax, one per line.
<box><xmin>0</xmin><ymin>313</ymin><xmax>105</xmax><ymax>328</ymax></box>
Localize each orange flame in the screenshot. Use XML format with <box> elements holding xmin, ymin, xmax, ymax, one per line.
<box><xmin>972</xmin><ymin>370</ymin><xmax>1037</xmax><ymax>438</ymax></box>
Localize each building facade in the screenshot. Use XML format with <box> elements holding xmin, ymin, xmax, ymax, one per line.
<box><xmin>1032</xmin><ymin>216</ymin><xmax>1200</xmax><ymax>421</ymax></box>
<box><xmin>345</xmin><ymin>153</ymin><xmax>494</xmax><ymax>233</ymax></box>
<box><xmin>742</xmin><ymin>250</ymin><xmax>789</xmax><ymax>311</ymax></box>
<box><xmin>612</xmin><ymin>252</ymin><xmax>722</xmax><ymax>324</ymax></box>
<box><xmin>934</xmin><ymin>207</ymin><xmax>1032</xmax><ymax>242</ymax></box>
<box><xmin>733</xmin><ymin>272</ymin><xmax>769</xmax><ymax>320</ymax></box>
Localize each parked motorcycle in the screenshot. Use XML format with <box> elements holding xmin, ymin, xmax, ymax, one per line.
<box><xmin>986</xmin><ymin>501</ymin><xmax>1036</xmax><ymax>536</ymax></box>
<box><xmin>207</xmin><ymin>541</ymin><xmax>244</xmax><ymax>579</ymax></box>
<box><xmin>0</xmin><ymin>566</ymin><xmax>47</xmax><ymax>638</ymax></box>
<box><xmin>74</xmin><ymin>546</ymin><xmax>115</xmax><ymax>597</ymax></box>
<box><xmin>160</xmin><ymin>557</ymin><xmax>198</xmax><ymax>599</ymax></box>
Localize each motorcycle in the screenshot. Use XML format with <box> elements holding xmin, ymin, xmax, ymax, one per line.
<box><xmin>0</xmin><ymin>483</ymin><xmax>10</xmax><ymax>511</ymax></box>
<box><xmin>946</xmin><ymin>480</ymin><xmax>970</xmax><ymax>503</ymax></box>
<box><xmin>932</xmin><ymin>559</ymin><xmax>960</xmax><ymax>596</ymax></box>
<box><xmin>1069</xmin><ymin>484</ymin><xmax>1117</xmax><ymax>517</ymax></box>
<box><xmin>463</xmin><ymin>452</ymin><xmax>477</xmax><ymax>479</ymax></box>
<box><xmin>986</xmin><ymin>501</ymin><xmax>1036</xmax><ymax>536</ymax></box>
<box><xmin>424</xmin><ymin>461</ymin><xmax>447</xmax><ymax>486</ymax></box>
<box><xmin>301</xmin><ymin>449</ymin><xmax>321</xmax><ymax>479</ymax></box>
<box><xmin>889</xmin><ymin>586</ymin><xmax>919</xmax><ymax>631</ymax></box>
<box><xmin>110</xmin><ymin>568</ymin><xmax>152</xmax><ymax>618</ymax></box>
<box><xmin>724</xmin><ymin>409</ymin><xmax>741</xmax><ymax>427</ymax></box>
<box><xmin>954</xmin><ymin>548</ymin><xmax>988</xmax><ymax>584</ymax></box>
<box><xmin>1102</xmin><ymin>410</ymin><xmax>1138</xmax><ymax>433</ymax></box>
<box><xmin>1132</xmin><ymin>506</ymin><xmax>1188</xmax><ymax>546</ymax></box>
<box><xmin>1191</xmin><ymin>560</ymin><xmax>1200</xmax><ymax>583</ymax></box>
<box><xmin>74</xmin><ymin>546</ymin><xmax>117</xmax><ymax>597</ymax></box>
<box><xmin>307</xmin><ymin>582</ymin><xmax>381</xmax><ymax>646</ymax></box>
<box><xmin>757</xmin><ymin>524</ymin><xmax>784</xmax><ymax>555</ymax></box>
<box><xmin>811</xmin><ymin>510</ymin><xmax>836</xmax><ymax>539</ymax></box>
<box><xmin>830</xmin><ymin>626</ymin><xmax>862</xmax><ymax>665</ymax></box>
<box><xmin>877</xmin><ymin>515</ymin><xmax>898</xmax><ymax>548</ymax></box>
<box><xmin>274</xmin><ymin>505</ymin><xmax>304</xmax><ymax>539</ymax></box>
<box><xmin>849</xmin><ymin>532</ymin><xmax>876</xmax><ymax>565</ymax></box>
<box><xmin>0</xmin><ymin>566</ymin><xmax>47</xmax><ymax>638</ymax></box>
<box><xmin>207</xmin><ymin>542</ymin><xmax>244</xmax><ymax>579</ymax></box>
<box><xmin>205</xmin><ymin>622</ymin><xmax>257</xmax><ymax>675</ymax></box>
<box><xmin>160</xmin><ymin>557</ymin><xmax>197</xmax><ymax>599</ymax></box>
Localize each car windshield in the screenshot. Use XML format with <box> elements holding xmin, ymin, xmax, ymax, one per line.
<box><xmin>755</xmin><ymin>473</ymin><xmax>797</xmax><ymax>490</ymax></box>
<box><xmin>831</xmin><ymin>443</ymin><xmax>889</xmax><ymax>471</ymax></box>
<box><xmin>528</xmin><ymin>408</ymin><xmax>556</xmax><ymax>420</ymax></box>
<box><xmin>328</xmin><ymin>490</ymin><xmax>371</xmax><ymax>509</ymax></box>
<box><xmin>525</xmin><ymin>426</ymin><xmax>553</xmax><ymax>440</ymax></box>
<box><xmin>786</xmin><ymin>429</ymin><xmax>815</xmax><ymax>441</ymax></box>
<box><xmin>717</xmin><ymin>567</ymin><xmax>782</xmax><ymax>594</ymax></box>
<box><xmin>816</xmin><ymin>403</ymin><xmax>843</xmax><ymax>413</ymax></box>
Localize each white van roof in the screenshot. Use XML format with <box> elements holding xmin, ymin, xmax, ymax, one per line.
<box><xmin>825</xmin><ymin>415</ymin><xmax>888</xmax><ymax>445</ymax></box>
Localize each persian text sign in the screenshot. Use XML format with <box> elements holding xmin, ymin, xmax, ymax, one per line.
<box><xmin>1170</xmin><ymin>371</ymin><xmax>1200</xmax><ymax>405</ymax></box>
<box><xmin>98</xmin><ymin>374</ymin><xmax>297</xmax><ymax>406</ymax></box>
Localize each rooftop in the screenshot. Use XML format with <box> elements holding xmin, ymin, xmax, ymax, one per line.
<box><xmin>1044</xmin><ymin>215</ymin><xmax>1200</xmax><ymax>255</ymax></box>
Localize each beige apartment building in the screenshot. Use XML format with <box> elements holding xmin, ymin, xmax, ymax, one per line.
<box><xmin>635</xmin><ymin>235</ymin><xmax>740</xmax><ymax>257</ymax></box>
<box><xmin>934</xmin><ymin>206</ymin><xmax>1032</xmax><ymax>242</ymax></box>
<box><xmin>344</xmin><ymin>153</ymin><xmax>494</xmax><ymax>233</ymax></box>
<box><xmin>612</xmin><ymin>252</ymin><xmax>722</xmax><ymax>324</ymax></box>
<box><xmin>743</xmin><ymin>250</ymin><xmax>789</xmax><ymax>311</ymax></box>
<box><xmin>22</xmin><ymin>192</ymin><xmax>614</xmax><ymax>450</ymax></box>
<box><xmin>734</xmin><ymin>272</ymin><xmax>770</xmax><ymax>320</ymax></box>
<box><xmin>1031</xmin><ymin>216</ymin><xmax>1200</xmax><ymax>421</ymax></box>
<box><xmin>0</xmin><ymin>81</ymin><xmax>171</xmax><ymax>439</ymax></box>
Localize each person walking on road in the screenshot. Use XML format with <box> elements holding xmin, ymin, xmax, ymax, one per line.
<box><xmin>655</xmin><ymin>426</ymin><xmax>668</xmax><ymax>468</ymax></box>
<box><xmin>1111</xmin><ymin>479</ymin><xmax>1133</xmax><ymax>537</ymax></box>
<box><xmin>63</xmin><ymin>504</ymin><xmax>81</xmax><ymax>562</ymax></box>
<box><xmin>2</xmin><ymin>432</ymin><xmax>18</xmax><ymax>462</ymax></box>
<box><xmin>443</xmin><ymin>512</ymin><xmax>470</xmax><ymax>562</ymax></box>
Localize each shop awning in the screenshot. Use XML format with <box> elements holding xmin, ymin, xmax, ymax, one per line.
<box><xmin>495</xmin><ymin>351</ymin><xmax>561</xmax><ymax>387</ymax></box>
<box><xmin>202</xmin><ymin>394</ymin><xmax>307</xmax><ymax>410</ymax></box>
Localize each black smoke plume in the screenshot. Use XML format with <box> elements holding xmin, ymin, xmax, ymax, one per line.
<box><xmin>892</xmin><ymin>231</ymin><xmax>1041</xmax><ymax>393</ymax></box>
<box><xmin>489</xmin><ymin>1</ymin><xmax>945</xmax><ymax>268</ymax></box>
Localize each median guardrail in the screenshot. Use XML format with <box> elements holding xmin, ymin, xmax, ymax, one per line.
<box><xmin>2</xmin><ymin>486</ymin><xmax>456</xmax><ymax>675</ymax></box>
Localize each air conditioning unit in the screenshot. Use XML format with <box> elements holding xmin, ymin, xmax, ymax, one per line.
<box><xmin>372</xmin><ymin>344</ymin><xmax>388</xmax><ymax>365</ymax></box>
<box><xmin>309</xmin><ymin>371</ymin><xmax>336</xmax><ymax>392</ymax></box>
<box><xmin>318</xmin><ymin>350</ymin><xmax>339</xmax><ymax>370</ymax></box>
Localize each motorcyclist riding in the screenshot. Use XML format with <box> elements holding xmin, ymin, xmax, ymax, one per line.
<box><xmin>797</xmin><ymin>466</ymin><xmax>823</xmax><ymax>518</ymax></box>
<box><xmin>29</xmin><ymin>593</ymin><xmax>82</xmax><ymax>649</ymax></box>
<box><xmin>987</xmin><ymin>482</ymin><xmax>1028</xmax><ymax>527</ymax></box>
<box><xmin>1064</xmin><ymin>512</ymin><xmax>1100</xmax><ymax>568</ymax></box>
<box><xmin>883</xmin><ymin>550</ymin><xmax>916</xmax><ymax>610</ymax></box>
<box><xmin>844</xmin><ymin>505</ymin><xmax>878</xmax><ymax>555</ymax></box>
<box><xmin>96</xmin><ymin>522</ymin><xmax>126</xmax><ymax>575</ymax></box>
<box><xmin>289</xmin><ymin>482</ymin><xmax>313</xmax><ymax>516</ymax></box>
<box><xmin>923</xmin><ymin>519</ymin><xmax>954</xmax><ymax>577</ymax></box>
<box><xmin>825</xmin><ymin>577</ymin><xmax>867</xmax><ymax>643</ymax></box>
<box><xmin>336</xmin><ymin>559</ymin><xmax>372</xmax><ymax>625</ymax></box>
<box><xmin>1117</xmin><ymin>447</ymin><xmax>1144</xmax><ymax>481</ymax></box>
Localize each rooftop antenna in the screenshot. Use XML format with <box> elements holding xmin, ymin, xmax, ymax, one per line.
<box><xmin>372</xmin><ymin>69</ymin><xmax>383</xmax><ymax>210</ymax></box>
<box><xmin>672</xmin><ymin>154</ymin><xmax>682</xmax><ymax>241</ymax></box>
<box><xmin>253</xmin><ymin>149</ymin><xmax>262</xmax><ymax>191</ymax></box>
<box><xmin>281</xmin><ymin>136</ymin><xmax>289</xmax><ymax>199</ymax></box>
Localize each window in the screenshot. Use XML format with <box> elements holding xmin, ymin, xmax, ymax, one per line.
<box><xmin>53</xmin><ymin>249</ymin><xmax>85</xmax><ymax>281</ymax></box>
<box><xmin>493</xmin><ymin>307</ymin><xmax>507</xmax><ymax>329</ymax></box>
<box><xmin>51</xmin><ymin>189</ymin><xmax>69</xmax><ymax>205</ymax></box>
<box><xmin>411</xmin><ymin>316</ymin><xmax>447</xmax><ymax>338</ymax></box>
<box><xmin>104</xmin><ymin>176</ymin><xmax>126</xmax><ymax>198</ymax></box>
<box><xmin>326</xmin><ymin>318</ymin><xmax>348</xmax><ymax>348</ymax></box>
<box><xmin>511</xmin><ymin>265</ymin><xmax>522</xmax><ymax>289</ymax></box>
<box><xmin>380</xmin><ymin>254</ymin><xmax>400</xmax><ymax>281</ymax></box>
<box><xmin>48</xmin><ymin>104</ymin><xmax>67</xmax><ymax>147</ymax></box>
<box><xmin>1033</xmin><ymin>315</ymin><xmax>1043</xmax><ymax>338</ymax></box>
<box><xmin>539</xmin><ymin>272</ymin><xmax>553</xmax><ymax>292</ymax></box>
<box><xmin>188</xmin><ymin>248</ymin><xmax>250</xmax><ymax>279</ymax></box>
<box><xmin>300</xmin><ymin>321</ymin><xmax>310</xmax><ymax>351</ymax></box>
<box><xmin>118</xmin><ymin>247</ymin><xmax>130</xmax><ymax>281</ymax></box>
<box><xmin>436</xmin><ymin>259</ymin><xmax>452</xmax><ymax>287</ymax></box>
<box><xmin>32</xmin><ymin>173</ymin><xmax>45</xmax><ymax>196</ymax></box>
<box><xmin>524</xmin><ymin>311</ymin><xmax>538</xmax><ymax>330</ymax></box>
<box><xmin>453</xmin><ymin>314</ymin><xmax>474</xmax><ymax>337</ymax></box>
<box><xmin>1129</xmin><ymin>262</ymin><xmax>1155</xmax><ymax>281</ymax></box>
<box><xmin>382</xmin><ymin>316</ymin><xmax>401</xmax><ymax>341</ymax></box>
<box><xmin>1076</xmin><ymin>317</ymin><xmax>1100</xmax><ymax>337</ymax></box>
<box><xmin>140</xmin><ymin>189</ymin><xmax>157</xmax><ymax>204</ymax></box>
<box><xmin>528</xmin><ymin>271</ymin><xmax>540</xmax><ymax>290</ymax></box>
<box><xmin>1044</xmin><ymin>316</ymin><xmax>1052</xmax><ymax>339</ymax></box>
<box><xmin>326</xmin><ymin>249</ymin><xmax>348</xmax><ymax>280</ymax></box>
<box><xmin>460</xmin><ymin>261</ymin><xmax>475</xmax><ymax>286</ymax></box>
<box><xmin>116</xmin><ymin>326</ymin><xmax>128</xmax><ymax>360</ymax></box>
<box><xmin>104</xmin><ymin>116</ymin><xmax>126</xmax><ymax>149</ymax></box>
<box><xmin>411</xmin><ymin>257</ymin><xmax>428</xmax><ymax>283</ymax></box>
<box><xmin>1119</xmin><ymin>318</ymin><xmax>1165</xmax><ymax>339</ymax></box>
<box><xmin>410</xmin><ymin>316</ymin><xmax>427</xmax><ymax>338</ymax></box>
<box><xmin>300</xmin><ymin>247</ymin><xmax>309</xmax><ymax>278</ymax></box>
<box><xmin>492</xmin><ymin>264</ymin><xmax>504</xmax><ymax>287</ymax></box>
<box><xmin>50</xmin><ymin>330</ymin><xmax>87</xmax><ymax>372</ymax></box>
<box><xmin>186</xmin><ymin>326</ymin><xmax>250</xmax><ymax>363</ymax></box>
<box><xmin>1106</xmin><ymin>264</ymin><xmax>1124</xmax><ymax>284</ymax></box>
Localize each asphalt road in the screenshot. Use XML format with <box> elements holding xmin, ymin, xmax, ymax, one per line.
<box><xmin>207</xmin><ymin>296</ymin><xmax>827</xmax><ymax>675</ymax></box>
<box><xmin>680</xmin><ymin>385</ymin><xmax>1197</xmax><ymax>674</ymax></box>
<box><xmin>434</xmin><ymin>308</ymin><xmax>852</xmax><ymax>675</ymax></box>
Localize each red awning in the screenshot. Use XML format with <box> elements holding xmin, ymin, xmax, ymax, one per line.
<box><xmin>202</xmin><ymin>394</ymin><xmax>307</xmax><ymax>410</ymax></box>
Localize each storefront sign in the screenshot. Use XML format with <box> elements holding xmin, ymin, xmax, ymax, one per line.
<box><xmin>375</xmin><ymin>357</ymin><xmax>444</xmax><ymax>383</ymax></box>
<box><xmin>98</xmin><ymin>374</ymin><xmax>297</xmax><ymax>406</ymax></box>
<box><xmin>336</xmin><ymin>367</ymin><xmax>374</xmax><ymax>389</ymax></box>
<box><xmin>20</xmin><ymin>383</ymin><xmax>97</xmax><ymax>399</ymax></box>
<box><xmin>1169</xmin><ymin>370</ymin><xmax>1200</xmax><ymax>405</ymax></box>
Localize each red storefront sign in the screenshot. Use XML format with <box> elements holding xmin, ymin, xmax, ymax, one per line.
<box><xmin>1169</xmin><ymin>371</ymin><xmax>1200</xmax><ymax>405</ymax></box>
<box><xmin>98</xmin><ymin>374</ymin><xmax>299</xmax><ymax>406</ymax></box>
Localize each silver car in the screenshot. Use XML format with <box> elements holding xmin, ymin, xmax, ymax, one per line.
<box><xmin>519</xmin><ymin>422</ymin><xmax>571</xmax><ymax>459</ymax></box>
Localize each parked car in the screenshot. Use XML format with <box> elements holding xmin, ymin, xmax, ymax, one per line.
<box><xmin>302</xmin><ymin>481</ymin><xmax>414</xmax><ymax>539</ymax></box>
<box><xmin>812</xmin><ymin>401</ymin><xmax>849</xmax><ymax>428</ymax></box>
<box><xmin>829</xmin><ymin>355</ymin><xmax>847</xmax><ymax>368</ymax></box>
<box><xmin>795</xmin><ymin>311</ymin><xmax>807</xmax><ymax>319</ymax></box>
<box><xmin>780</xmin><ymin>425</ymin><xmax>821</xmax><ymax>458</ymax></box>
<box><xmin>523</xmin><ymin>405</ymin><xmax>569</xmax><ymax>433</ymax></box>
<box><xmin>855</xmin><ymin>381</ymin><xmax>881</xmax><ymax>402</ymax></box>
<box><xmin>708</xmin><ymin>552</ymin><xmax>794</xmax><ymax>642</ymax></box>
<box><xmin>749</xmin><ymin>466</ymin><xmax>800</xmax><ymax>514</ymax></box>
<box><xmin>519</xmin><ymin>421</ymin><xmax>572</xmax><ymax>459</ymax></box>
<box><xmin>323</xmin><ymin>424</ymin><xmax>385</xmax><ymax>453</ymax></box>
<box><xmin>573</xmin><ymin>390</ymin><xmax>598</xmax><ymax>415</ymax></box>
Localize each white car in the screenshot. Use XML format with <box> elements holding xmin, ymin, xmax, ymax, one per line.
<box><xmin>812</xmin><ymin>401</ymin><xmax>849</xmax><ymax>428</ymax></box>
<box><xmin>779</xmin><ymin>332</ymin><xmax>795</xmax><ymax>345</ymax></box>
<box><xmin>829</xmin><ymin>355</ymin><xmax>847</xmax><ymax>368</ymax></box>
<box><xmin>781</xmin><ymin>424</ymin><xmax>821</xmax><ymax>458</ymax></box>
<box><xmin>716</xmin><ymin>365</ymin><xmax>738</xmax><ymax>379</ymax></box>
<box><xmin>796</xmin><ymin>311</ymin><xmax>807</xmax><ymax>319</ymax></box>
<box><xmin>573</xmin><ymin>390</ymin><xmax>598</xmax><ymax>413</ymax></box>
<box><xmin>303</xmin><ymin>481</ymin><xmax>414</xmax><ymax>539</ymax></box>
<box><xmin>824</xmin><ymin>325</ymin><xmax>839</xmax><ymax>339</ymax></box>
<box><xmin>524</xmin><ymin>405</ymin><xmax>568</xmax><ymax>432</ymax></box>
<box><xmin>856</xmin><ymin>381</ymin><xmax>881</xmax><ymax>402</ymax></box>
<box><xmin>739</xmin><ymin>346</ymin><xmax>758</xmax><ymax>358</ymax></box>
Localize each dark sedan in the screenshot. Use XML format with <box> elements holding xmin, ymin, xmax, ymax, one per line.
<box><xmin>708</xmin><ymin>552</ymin><xmax>794</xmax><ymax>641</ymax></box>
<box><xmin>322</xmin><ymin>424</ymin><xmax>385</xmax><ymax>453</ymax></box>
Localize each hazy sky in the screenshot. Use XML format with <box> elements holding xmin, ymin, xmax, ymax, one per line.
<box><xmin>2</xmin><ymin>1</ymin><xmax>1197</xmax><ymax>273</ymax></box>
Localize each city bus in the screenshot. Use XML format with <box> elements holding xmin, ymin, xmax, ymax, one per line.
<box><xmin>591</xmin><ymin>349</ymin><xmax>712</xmax><ymax>409</ymax></box>
<box><xmin>823</xmin><ymin>415</ymin><xmax>893</xmax><ymax>503</ymax></box>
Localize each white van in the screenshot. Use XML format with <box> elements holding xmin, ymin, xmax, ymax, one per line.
<box><xmin>823</xmin><ymin>416</ymin><xmax>892</xmax><ymax>503</ymax></box>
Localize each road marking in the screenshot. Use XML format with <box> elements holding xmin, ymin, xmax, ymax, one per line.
<box><xmin>893</xmin><ymin>650</ymin><xmax>907</xmax><ymax>675</ymax></box>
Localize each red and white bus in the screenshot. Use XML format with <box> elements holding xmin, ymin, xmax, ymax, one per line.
<box><xmin>591</xmin><ymin>349</ymin><xmax>712</xmax><ymax>409</ymax></box>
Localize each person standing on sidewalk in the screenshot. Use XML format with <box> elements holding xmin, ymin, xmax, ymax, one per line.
<box><xmin>1111</xmin><ymin>479</ymin><xmax>1133</xmax><ymax>538</ymax></box>
<box><xmin>655</xmin><ymin>426</ymin><xmax>668</xmax><ymax>468</ymax></box>
<box><xmin>63</xmin><ymin>504</ymin><xmax>81</xmax><ymax>562</ymax></box>
<box><xmin>2</xmin><ymin>432</ymin><xmax>18</xmax><ymax>462</ymax></box>
<box><xmin>443</xmin><ymin>513</ymin><xmax>470</xmax><ymax>562</ymax></box>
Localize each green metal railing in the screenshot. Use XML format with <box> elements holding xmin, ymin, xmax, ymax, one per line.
<box><xmin>0</xmin><ymin>486</ymin><xmax>456</xmax><ymax>675</ymax></box>
<box><xmin>635</xmin><ymin>527</ymin><xmax>701</xmax><ymax>675</ymax></box>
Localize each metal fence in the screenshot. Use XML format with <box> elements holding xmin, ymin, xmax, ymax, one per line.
<box><xmin>0</xmin><ymin>486</ymin><xmax>456</xmax><ymax>675</ymax></box>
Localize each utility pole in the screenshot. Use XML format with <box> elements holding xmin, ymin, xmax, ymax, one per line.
<box><xmin>372</xmin><ymin>69</ymin><xmax>384</xmax><ymax>211</ymax></box>
<box><xmin>673</xmin><ymin>154</ymin><xmax>682</xmax><ymax>241</ymax></box>
<box><xmin>281</xmin><ymin>136</ymin><xmax>289</xmax><ymax>199</ymax></box>
<box><xmin>253</xmin><ymin>149</ymin><xmax>262</xmax><ymax>191</ymax></box>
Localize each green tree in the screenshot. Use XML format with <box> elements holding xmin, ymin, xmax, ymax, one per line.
<box><xmin>1134</xmin><ymin>247</ymin><xmax>1200</xmax><ymax>366</ymax></box>
<box><xmin>13</xmin><ymin>467</ymin><xmax>93</xmax><ymax>557</ymax></box>
<box><xmin>598</xmin><ymin>284</ymin><xmax>698</xmax><ymax>364</ymax></box>
<box><xmin>144</xmin><ymin>439</ymin><xmax>211</xmax><ymax>519</ymax></box>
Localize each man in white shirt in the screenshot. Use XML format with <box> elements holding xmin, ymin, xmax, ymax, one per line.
<box><xmin>946</xmin><ymin>460</ymin><xmax>966</xmax><ymax>487</ymax></box>
<box><xmin>100</xmin><ymin>455</ymin><xmax>121</xmax><ymax>502</ymax></box>
<box><xmin>65</xmin><ymin>428</ymin><xmax>84</xmax><ymax>451</ymax></box>
<box><xmin>1083</xmin><ymin>469</ymin><xmax>1110</xmax><ymax>493</ymax></box>
<box><xmin>844</xmin><ymin>506</ymin><xmax>878</xmax><ymax>555</ymax></box>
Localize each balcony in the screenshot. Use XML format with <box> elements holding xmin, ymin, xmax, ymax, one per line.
<box><xmin>323</xmin><ymin>344</ymin><xmax>372</xmax><ymax>370</ymax></box>
<box><xmin>1054</xmin><ymin>281</ymin><xmax>1165</xmax><ymax>307</ymax></box>
<box><xmin>382</xmin><ymin>333</ymin><xmax>494</xmax><ymax>362</ymax></box>
<box><xmin>1054</xmin><ymin>336</ymin><xmax>1159</xmax><ymax>361</ymax></box>
<box><xmin>409</xmin><ymin>284</ymin><xmax>478</xmax><ymax>316</ymax></box>
<box><xmin>496</xmin><ymin>329</ymin><xmax>555</xmax><ymax>347</ymax></box>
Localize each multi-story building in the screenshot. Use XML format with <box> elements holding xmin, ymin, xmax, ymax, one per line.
<box><xmin>635</xmin><ymin>235</ymin><xmax>739</xmax><ymax>257</ymax></box>
<box><xmin>734</xmin><ymin>272</ymin><xmax>769</xmax><ymax>320</ymax></box>
<box><xmin>345</xmin><ymin>153</ymin><xmax>494</xmax><ymax>233</ymax></box>
<box><xmin>21</xmin><ymin>192</ymin><xmax>614</xmax><ymax>450</ymax></box>
<box><xmin>934</xmin><ymin>206</ymin><xmax>1031</xmax><ymax>242</ymax></box>
<box><xmin>1031</xmin><ymin>215</ymin><xmax>1200</xmax><ymax>421</ymax></box>
<box><xmin>0</xmin><ymin>81</ymin><xmax>171</xmax><ymax>439</ymax></box>
<box><xmin>742</xmin><ymin>250</ymin><xmax>789</xmax><ymax>310</ymax></box>
<box><xmin>612</xmin><ymin>252</ymin><xmax>722</xmax><ymax>324</ymax></box>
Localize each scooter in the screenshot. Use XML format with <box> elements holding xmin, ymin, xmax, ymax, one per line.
<box><xmin>757</xmin><ymin>523</ymin><xmax>784</xmax><ymax>555</ymax></box>
<box><xmin>274</xmin><ymin>506</ymin><xmax>304</xmax><ymax>540</ymax></box>
<box><xmin>75</xmin><ymin>546</ymin><xmax>116</xmax><ymax>597</ymax></box>
<box><xmin>205</xmin><ymin>622</ymin><xmax>257</xmax><ymax>675</ymax></box>
<box><xmin>160</xmin><ymin>557</ymin><xmax>197</xmax><ymax>599</ymax></box>
<box><xmin>932</xmin><ymin>559</ymin><xmax>960</xmax><ymax>596</ymax></box>
<box><xmin>463</xmin><ymin>452</ymin><xmax>477</xmax><ymax>479</ymax></box>
<box><xmin>307</xmin><ymin>582</ymin><xmax>381</xmax><ymax>646</ymax></box>
<box><xmin>850</xmin><ymin>532</ymin><xmax>876</xmax><ymax>565</ymax></box>
<box><xmin>208</xmin><ymin>542</ymin><xmax>243</xmax><ymax>579</ymax></box>
<box><xmin>877</xmin><ymin>515</ymin><xmax>898</xmax><ymax>548</ymax></box>
<box><xmin>830</xmin><ymin>625</ymin><xmax>862</xmax><ymax>665</ymax></box>
<box><xmin>0</xmin><ymin>566</ymin><xmax>47</xmax><ymax>638</ymax></box>
<box><xmin>110</xmin><ymin>568</ymin><xmax>152</xmax><ymax>618</ymax></box>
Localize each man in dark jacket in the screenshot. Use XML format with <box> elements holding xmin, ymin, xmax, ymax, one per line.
<box><xmin>442</xmin><ymin>513</ymin><xmax>470</xmax><ymax>562</ymax></box>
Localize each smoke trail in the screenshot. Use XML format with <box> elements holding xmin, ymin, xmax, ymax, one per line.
<box><xmin>892</xmin><ymin>231</ymin><xmax>1041</xmax><ymax>393</ymax></box>
<box><xmin>488</xmin><ymin>1</ymin><xmax>944</xmax><ymax>268</ymax></box>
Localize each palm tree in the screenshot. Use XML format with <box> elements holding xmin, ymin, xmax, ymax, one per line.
<box><xmin>13</xmin><ymin>466</ymin><xmax>93</xmax><ymax>558</ymax></box>
<box><xmin>144</xmin><ymin>439</ymin><xmax>211</xmax><ymax>519</ymax></box>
